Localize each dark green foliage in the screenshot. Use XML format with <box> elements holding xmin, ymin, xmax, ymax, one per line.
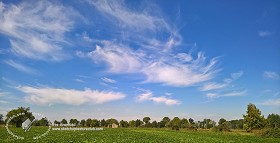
<box><xmin>135</xmin><ymin>119</ymin><xmax>142</xmax><ymax>127</ymax></box>
<box><xmin>6</xmin><ymin>107</ymin><xmax>34</xmax><ymax>127</ymax></box>
<box><xmin>120</xmin><ymin>120</ymin><xmax>129</xmax><ymax>128</ymax></box>
<box><xmin>243</xmin><ymin>103</ymin><xmax>266</xmax><ymax>132</ymax></box>
<box><xmin>262</xmin><ymin>128</ymin><xmax>280</xmax><ymax>138</ymax></box>
<box><xmin>151</xmin><ymin>120</ymin><xmax>158</xmax><ymax>128</ymax></box>
<box><xmin>91</xmin><ymin>119</ymin><xmax>100</xmax><ymax>127</ymax></box>
<box><xmin>169</xmin><ymin>117</ymin><xmax>181</xmax><ymax>130</ymax></box>
<box><xmin>80</xmin><ymin>119</ymin><xmax>85</xmax><ymax>127</ymax></box>
<box><xmin>0</xmin><ymin>114</ymin><xmax>4</xmax><ymax>124</ymax></box>
<box><xmin>267</xmin><ymin>114</ymin><xmax>280</xmax><ymax>128</ymax></box>
<box><xmin>61</xmin><ymin>119</ymin><xmax>67</xmax><ymax>125</ymax></box>
<box><xmin>100</xmin><ymin>119</ymin><xmax>106</xmax><ymax>127</ymax></box>
<box><xmin>34</xmin><ymin>117</ymin><xmax>49</xmax><ymax>126</ymax></box>
<box><xmin>129</xmin><ymin>120</ymin><xmax>136</xmax><ymax>127</ymax></box>
<box><xmin>85</xmin><ymin>118</ymin><xmax>92</xmax><ymax>127</ymax></box>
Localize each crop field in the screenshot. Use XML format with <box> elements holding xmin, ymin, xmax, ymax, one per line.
<box><xmin>0</xmin><ymin>127</ymin><xmax>280</xmax><ymax>143</ymax></box>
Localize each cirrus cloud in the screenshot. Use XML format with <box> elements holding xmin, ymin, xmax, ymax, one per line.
<box><xmin>136</xmin><ymin>90</ymin><xmax>180</xmax><ymax>106</ymax></box>
<box><xmin>18</xmin><ymin>86</ymin><xmax>125</xmax><ymax>105</ymax></box>
<box><xmin>0</xmin><ymin>1</ymin><xmax>81</xmax><ymax>61</ymax></box>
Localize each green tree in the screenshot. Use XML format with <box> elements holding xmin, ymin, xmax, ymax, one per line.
<box><xmin>267</xmin><ymin>114</ymin><xmax>280</xmax><ymax>128</ymax></box>
<box><xmin>237</xmin><ymin>119</ymin><xmax>244</xmax><ymax>129</ymax></box>
<box><xmin>143</xmin><ymin>117</ymin><xmax>151</xmax><ymax>124</ymax></box>
<box><xmin>6</xmin><ymin>107</ymin><xmax>34</xmax><ymax>127</ymax></box>
<box><xmin>70</xmin><ymin>119</ymin><xmax>78</xmax><ymax>126</ymax></box>
<box><xmin>61</xmin><ymin>119</ymin><xmax>67</xmax><ymax>125</ymax></box>
<box><xmin>169</xmin><ymin>117</ymin><xmax>181</xmax><ymax>130</ymax></box>
<box><xmin>91</xmin><ymin>119</ymin><xmax>100</xmax><ymax>127</ymax></box>
<box><xmin>80</xmin><ymin>119</ymin><xmax>85</xmax><ymax>127</ymax></box>
<box><xmin>106</xmin><ymin>118</ymin><xmax>119</xmax><ymax>126</ymax></box>
<box><xmin>161</xmin><ymin>117</ymin><xmax>170</xmax><ymax>127</ymax></box>
<box><xmin>180</xmin><ymin>118</ymin><xmax>189</xmax><ymax>128</ymax></box>
<box><xmin>0</xmin><ymin>114</ymin><xmax>4</xmax><ymax>124</ymax></box>
<box><xmin>38</xmin><ymin>117</ymin><xmax>49</xmax><ymax>126</ymax></box>
<box><xmin>120</xmin><ymin>120</ymin><xmax>129</xmax><ymax>128</ymax></box>
<box><xmin>217</xmin><ymin>118</ymin><xmax>231</xmax><ymax>131</ymax></box>
<box><xmin>243</xmin><ymin>103</ymin><xmax>266</xmax><ymax>132</ymax></box>
<box><xmin>129</xmin><ymin>120</ymin><xmax>135</xmax><ymax>127</ymax></box>
<box><xmin>86</xmin><ymin>118</ymin><xmax>92</xmax><ymax>127</ymax></box>
<box><xmin>100</xmin><ymin>119</ymin><xmax>106</xmax><ymax>127</ymax></box>
<box><xmin>54</xmin><ymin>120</ymin><xmax>60</xmax><ymax>126</ymax></box>
<box><xmin>189</xmin><ymin>118</ymin><xmax>194</xmax><ymax>124</ymax></box>
<box><xmin>151</xmin><ymin>120</ymin><xmax>158</xmax><ymax>128</ymax></box>
<box><xmin>135</xmin><ymin>119</ymin><xmax>142</xmax><ymax>127</ymax></box>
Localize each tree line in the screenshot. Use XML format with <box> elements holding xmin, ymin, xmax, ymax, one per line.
<box><xmin>1</xmin><ymin>103</ymin><xmax>279</xmax><ymax>134</ymax></box>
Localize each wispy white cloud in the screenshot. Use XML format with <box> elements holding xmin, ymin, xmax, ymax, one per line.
<box><xmin>263</xmin><ymin>71</ymin><xmax>279</xmax><ymax>80</ymax></box>
<box><xmin>88</xmin><ymin>0</ymin><xmax>166</xmax><ymax>31</ymax></box>
<box><xmin>86</xmin><ymin>42</ymin><xmax>144</xmax><ymax>73</ymax></box>
<box><xmin>200</xmin><ymin>82</ymin><xmax>228</xmax><ymax>91</ymax></box>
<box><xmin>206</xmin><ymin>90</ymin><xmax>246</xmax><ymax>99</ymax></box>
<box><xmin>4</xmin><ymin>60</ymin><xmax>37</xmax><ymax>74</ymax></box>
<box><xmin>74</xmin><ymin>79</ymin><xmax>85</xmax><ymax>83</ymax></box>
<box><xmin>0</xmin><ymin>1</ymin><xmax>80</xmax><ymax>61</ymax></box>
<box><xmin>18</xmin><ymin>86</ymin><xmax>125</xmax><ymax>105</ymax></box>
<box><xmin>87</xmin><ymin>0</ymin><xmax>182</xmax><ymax>52</ymax></box>
<box><xmin>82</xmin><ymin>41</ymin><xmax>219</xmax><ymax>86</ymax></box>
<box><xmin>200</xmin><ymin>71</ymin><xmax>243</xmax><ymax>91</ymax></box>
<box><xmin>259</xmin><ymin>31</ymin><xmax>272</xmax><ymax>37</ymax></box>
<box><xmin>101</xmin><ymin>77</ymin><xmax>116</xmax><ymax>84</ymax></box>
<box><xmin>137</xmin><ymin>90</ymin><xmax>180</xmax><ymax>105</ymax></box>
<box><xmin>231</xmin><ymin>71</ymin><xmax>243</xmax><ymax>80</ymax></box>
<box><xmin>261</xmin><ymin>98</ymin><xmax>280</xmax><ymax>106</ymax></box>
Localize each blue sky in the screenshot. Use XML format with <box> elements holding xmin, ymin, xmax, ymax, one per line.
<box><xmin>0</xmin><ymin>0</ymin><xmax>279</xmax><ymax>122</ymax></box>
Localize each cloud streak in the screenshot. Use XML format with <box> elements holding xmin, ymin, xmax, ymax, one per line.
<box><xmin>200</xmin><ymin>71</ymin><xmax>243</xmax><ymax>91</ymax></box>
<box><xmin>0</xmin><ymin>1</ymin><xmax>80</xmax><ymax>61</ymax></box>
<box><xmin>263</xmin><ymin>71</ymin><xmax>279</xmax><ymax>80</ymax></box>
<box><xmin>18</xmin><ymin>86</ymin><xmax>125</xmax><ymax>105</ymax></box>
<box><xmin>206</xmin><ymin>90</ymin><xmax>247</xmax><ymax>99</ymax></box>
<box><xmin>261</xmin><ymin>98</ymin><xmax>280</xmax><ymax>106</ymax></box>
<box><xmin>137</xmin><ymin>90</ymin><xmax>180</xmax><ymax>105</ymax></box>
<box><xmin>4</xmin><ymin>60</ymin><xmax>37</xmax><ymax>74</ymax></box>
<box><xmin>101</xmin><ymin>77</ymin><xmax>116</xmax><ymax>84</ymax></box>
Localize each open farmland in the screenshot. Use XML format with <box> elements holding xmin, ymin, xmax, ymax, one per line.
<box><xmin>1</xmin><ymin>127</ymin><xmax>279</xmax><ymax>143</ymax></box>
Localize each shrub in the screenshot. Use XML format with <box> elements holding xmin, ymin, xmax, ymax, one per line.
<box><xmin>262</xmin><ymin>128</ymin><xmax>280</xmax><ymax>138</ymax></box>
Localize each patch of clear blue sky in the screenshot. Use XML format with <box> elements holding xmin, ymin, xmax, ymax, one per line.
<box><xmin>0</xmin><ymin>0</ymin><xmax>279</xmax><ymax>122</ymax></box>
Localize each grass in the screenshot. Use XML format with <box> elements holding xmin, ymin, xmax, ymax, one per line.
<box><xmin>0</xmin><ymin>126</ymin><xmax>279</xmax><ymax>143</ymax></box>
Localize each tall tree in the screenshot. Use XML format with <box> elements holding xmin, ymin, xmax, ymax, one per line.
<box><xmin>54</xmin><ymin>120</ymin><xmax>60</xmax><ymax>126</ymax></box>
<box><xmin>237</xmin><ymin>119</ymin><xmax>244</xmax><ymax>129</ymax></box>
<box><xmin>267</xmin><ymin>113</ymin><xmax>280</xmax><ymax>128</ymax></box>
<box><xmin>161</xmin><ymin>117</ymin><xmax>170</xmax><ymax>127</ymax></box>
<box><xmin>143</xmin><ymin>117</ymin><xmax>151</xmax><ymax>124</ymax></box>
<box><xmin>189</xmin><ymin>118</ymin><xmax>194</xmax><ymax>125</ymax></box>
<box><xmin>100</xmin><ymin>119</ymin><xmax>106</xmax><ymax>127</ymax></box>
<box><xmin>169</xmin><ymin>117</ymin><xmax>181</xmax><ymax>130</ymax></box>
<box><xmin>86</xmin><ymin>118</ymin><xmax>92</xmax><ymax>127</ymax></box>
<box><xmin>61</xmin><ymin>119</ymin><xmax>68</xmax><ymax>125</ymax></box>
<box><xmin>243</xmin><ymin>103</ymin><xmax>266</xmax><ymax>132</ymax></box>
<box><xmin>0</xmin><ymin>114</ymin><xmax>4</xmax><ymax>124</ymax></box>
<box><xmin>129</xmin><ymin>120</ymin><xmax>136</xmax><ymax>127</ymax></box>
<box><xmin>120</xmin><ymin>120</ymin><xmax>129</xmax><ymax>128</ymax></box>
<box><xmin>151</xmin><ymin>120</ymin><xmax>158</xmax><ymax>128</ymax></box>
<box><xmin>135</xmin><ymin>119</ymin><xmax>142</xmax><ymax>127</ymax></box>
<box><xmin>80</xmin><ymin>119</ymin><xmax>85</xmax><ymax>127</ymax></box>
<box><xmin>180</xmin><ymin>118</ymin><xmax>189</xmax><ymax>128</ymax></box>
<box><xmin>91</xmin><ymin>119</ymin><xmax>100</xmax><ymax>127</ymax></box>
<box><xmin>6</xmin><ymin>107</ymin><xmax>34</xmax><ymax>127</ymax></box>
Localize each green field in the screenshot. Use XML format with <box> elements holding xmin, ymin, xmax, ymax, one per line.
<box><xmin>1</xmin><ymin>127</ymin><xmax>280</xmax><ymax>143</ymax></box>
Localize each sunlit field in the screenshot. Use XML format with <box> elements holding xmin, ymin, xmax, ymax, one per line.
<box><xmin>1</xmin><ymin>127</ymin><xmax>280</xmax><ymax>143</ymax></box>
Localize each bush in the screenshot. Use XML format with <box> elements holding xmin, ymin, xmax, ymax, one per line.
<box><xmin>262</xmin><ymin>128</ymin><xmax>280</xmax><ymax>138</ymax></box>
